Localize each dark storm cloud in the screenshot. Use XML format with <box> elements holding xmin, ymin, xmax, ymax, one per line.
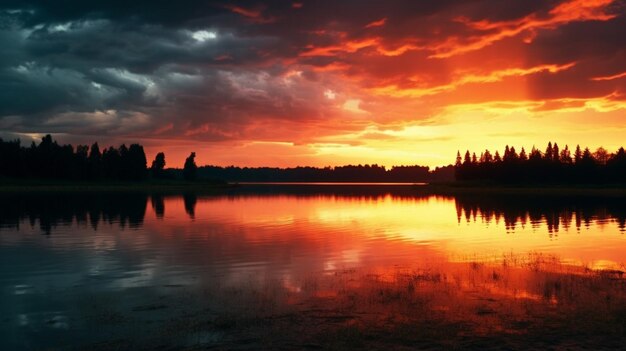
<box><xmin>0</xmin><ymin>0</ymin><xmax>624</xmax><ymax>142</ymax></box>
<box><xmin>0</xmin><ymin>0</ymin><xmax>228</xmax><ymax>27</ymax></box>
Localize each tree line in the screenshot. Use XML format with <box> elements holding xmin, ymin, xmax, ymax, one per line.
<box><xmin>455</xmin><ymin>142</ymin><xmax>626</xmax><ymax>184</ymax></box>
<box><xmin>197</xmin><ymin>164</ymin><xmax>454</xmax><ymax>183</ymax></box>
<box><xmin>0</xmin><ymin>135</ymin><xmax>198</xmax><ymax>181</ymax></box>
<box><xmin>0</xmin><ymin>135</ymin><xmax>453</xmax><ymax>183</ymax></box>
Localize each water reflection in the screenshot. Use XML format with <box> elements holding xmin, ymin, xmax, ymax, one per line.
<box><xmin>2</xmin><ymin>189</ymin><xmax>625</xmax><ymax>236</ymax></box>
<box><xmin>454</xmin><ymin>194</ymin><xmax>626</xmax><ymax>234</ymax></box>
<box><xmin>0</xmin><ymin>193</ymin><xmax>148</xmax><ymax>234</ymax></box>
<box><xmin>151</xmin><ymin>194</ymin><xmax>165</xmax><ymax>219</ymax></box>
<box><xmin>2</xmin><ymin>189</ymin><xmax>625</xmax><ymax>272</ymax></box>
<box><xmin>0</xmin><ymin>188</ymin><xmax>625</xmax><ymax>349</ymax></box>
<box><xmin>183</xmin><ymin>193</ymin><xmax>197</xmax><ymax>219</ymax></box>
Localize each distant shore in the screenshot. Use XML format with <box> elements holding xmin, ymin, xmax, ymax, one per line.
<box><xmin>424</xmin><ymin>182</ymin><xmax>626</xmax><ymax>197</ymax></box>
<box><xmin>0</xmin><ymin>179</ymin><xmax>233</xmax><ymax>193</ymax></box>
<box><xmin>2</xmin><ymin>179</ymin><xmax>626</xmax><ymax>196</ymax></box>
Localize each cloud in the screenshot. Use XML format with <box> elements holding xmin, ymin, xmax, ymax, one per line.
<box><xmin>0</xmin><ymin>0</ymin><xmax>624</xmax><ymax>166</ymax></box>
<box><xmin>592</xmin><ymin>71</ymin><xmax>626</xmax><ymax>81</ymax></box>
<box><xmin>365</xmin><ymin>18</ymin><xmax>387</xmax><ymax>29</ymax></box>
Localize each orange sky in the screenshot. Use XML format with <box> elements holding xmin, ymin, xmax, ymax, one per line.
<box><xmin>1</xmin><ymin>0</ymin><xmax>625</xmax><ymax>168</ymax></box>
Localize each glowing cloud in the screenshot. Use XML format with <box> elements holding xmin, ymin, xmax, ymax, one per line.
<box><xmin>0</xmin><ymin>0</ymin><xmax>624</xmax><ymax>167</ymax></box>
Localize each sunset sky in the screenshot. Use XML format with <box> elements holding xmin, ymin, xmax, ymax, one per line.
<box><xmin>0</xmin><ymin>0</ymin><xmax>624</xmax><ymax>168</ymax></box>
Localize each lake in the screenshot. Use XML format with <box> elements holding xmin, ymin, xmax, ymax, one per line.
<box><xmin>1</xmin><ymin>184</ymin><xmax>625</xmax><ymax>349</ymax></box>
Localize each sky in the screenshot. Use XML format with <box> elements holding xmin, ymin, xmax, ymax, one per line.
<box><xmin>0</xmin><ymin>0</ymin><xmax>625</xmax><ymax>168</ymax></box>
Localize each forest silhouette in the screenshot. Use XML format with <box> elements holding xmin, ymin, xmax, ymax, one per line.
<box><xmin>1</xmin><ymin>135</ymin><xmax>625</xmax><ymax>184</ymax></box>
<box><xmin>197</xmin><ymin>164</ymin><xmax>454</xmax><ymax>182</ymax></box>
<box><xmin>0</xmin><ymin>135</ymin><xmax>453</xmax><ymax>182</ymax></box>
<box><xmin>455</xmin><ymin>142</ymin><xmax>626</xmax><ymax>184</ymax></box>
<box><xmin>0</xmin><ymin>135</ymin><xmax>196</xmax><ymax>181</ymax></box>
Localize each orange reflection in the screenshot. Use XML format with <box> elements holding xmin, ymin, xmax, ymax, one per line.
<box><xmin>143</xmin><ymin>194</ymin><xmax>626</xmax><ymax>272</ymax></box>
<box><xmin>1</xmin><ymin>192</ymin><xmax>625</xmax><ymax>348</ymax></box>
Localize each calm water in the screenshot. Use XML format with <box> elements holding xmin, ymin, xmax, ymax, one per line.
<box><xmin>1</xmin><ymin>185</ymin><xmax>625</xmax><ymax>349</ymax></box>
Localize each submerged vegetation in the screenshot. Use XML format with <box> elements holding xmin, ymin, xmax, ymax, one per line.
<box><xmin>68</xmin><ymin>254</ymin><xmax>625</xmax><ymax>350</ymax></box>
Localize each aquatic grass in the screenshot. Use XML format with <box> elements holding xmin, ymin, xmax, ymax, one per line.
<box><xmin>69</xmin><ymin>253</ymin><xmax>625</xmax><ymax>349</ymax></box>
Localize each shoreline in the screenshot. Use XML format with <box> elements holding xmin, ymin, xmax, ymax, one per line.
<box><xmin>423</xmin><ymin>183</ymin><xmax>626</xmax><ymax>196</ymax></box>
<box><xmin>0</xmin><ymin>180</ymin><xmax>235</xmax><ymax>193</ymax></box>
<box><xmin>1</xmin><ymin>180</ymin><xmax>626</xmax><ymax>196</ymax></box>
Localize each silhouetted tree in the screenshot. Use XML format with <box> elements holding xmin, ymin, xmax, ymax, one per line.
<box><xmin>544</xmin><ymin>142</ymin><xmax>553</xmax><ymax>161</ymax></box>
<box><xmin>574</xmin><ymin>145</ymin><xmax>582</xmax><ymax>164</ymax></box>
<box><xmin>75</xmin><ymin>145</ymin><xmax>89</xmax><ymax>179</ymax></box>
<box><xmin>529</xmin><ymin>147</ymin><xmax>542</xmax><ymax>161</ymax></box>
<box><xmin>581</xmin><ymin>148</ymin><xmax>595</xmax><ymax>164</ymax></box>
<box><xmin>101</xmin><ymin>147</ymin><xmax>121</xmax><ymax>179</ymax></box>
<box><xmin>151</xmin><ymin>152</ymin><xmax>166</xmax><ymax>178</ymax></box>
<box><xmin>481</xmin><ymin>149</ymin><xmax>493</xmax><ymax>163</ymax></box>
<box><xmin>0</xmin><ymin>138</ymin><xmax>21</xmax><ymax>177</ymax></box>
<box><xmin>607</xmin><ymin>147</ymin><xmax>626</xmax><ymax>183</ymax></box>
<box><xmin>519</xmin><ymin>147</ymin><xmax>528</xmax><ymax>161</ymax></box>
<box><xmin>0</xmin><ymin>135</ymin><xmax>146</xmax><ymax>181</ymax></box>
<box><xmin>559</xmin><ymin>145</ymin><xmax>571</xmax><ymax>164</ymax></box>
<box><xmin>183</xmin><ymin>152</ymin><xmax>198</xmax><ymax>181</ymax></box>
<box><xmin>463</xmin><ymin>151</ymin><xmax>471</xmax><ymax>165</ymax></box>
<box><xmin>594</xmin><ymin>147</ymin><xmax>609</xmax><ymax>165</ymax></box>
<box><xmin>454</xmin><ymin>142</ymin><xmax>625</xmax><ymax>185</ymax></box>
<box><xmin>124</xmin><ymin>144</ymin><xmax>147</xmax><ymax>180</ymax></box>
<box><xmin>89</xmin><ymin>142</ymin><xmax>102</xmax><ymax>178</ymax></box>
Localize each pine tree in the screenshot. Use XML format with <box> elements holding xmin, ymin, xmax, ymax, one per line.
<box><xmin>574</xmin><ymin>145</ymin><xmax>582</xmax><ymax>163</ymax></box>
<box><xmin>463</xmin><ymin>150</ymin><xmax>471</xmax><ymax>165</ymax></box>
<box><xmin>483</xmin><ymin>149</ymin><xmax>493</xmax><ymax>163</ymax></box>
<box><xmin>559</xmin><ymin>145</ymin><xmax>571</xmax><ymax>163</ymax></box>
<box><xmin>519</xmin><ymin>147</ymin><xmax>528</xmax><ymax>161</ymax></box>
<box><xmin>552</xmin><ymin>143</ymin><xmax>559</xmax><ymax>162</ymax></box>
<box><xmin>545</xmin><ymin>142</ymin><xmax>553</xmax><ymax>161</ymax></box>
<box><xmin>529</xmin><ymin>147</ymin><xmax>542</xmax><ymax>161</ymax></box>
<box><xmin>88</xmin><ymin>143</ymin><xmax>102</xmax><ymax>178</ymax></box>
<box><xmin>455</xmin><ymin>151</ymin><xmax>462</xmax><ymax>167</ymax></box>
<box><xmin>509</xmin><ymin>146</ymin><xmax>518</xmax><ymax>161</ymax></box>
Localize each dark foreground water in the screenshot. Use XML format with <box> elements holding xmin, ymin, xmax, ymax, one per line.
<box><xmin>1</xmin><ymin>185</ymin><xmax>625</xmax><ymax>350</ymax></box>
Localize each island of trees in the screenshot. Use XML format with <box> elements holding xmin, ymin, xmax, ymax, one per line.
<box><xmin>455</xmin><ymin>142</ymin><xmax>626</xmax><ymax>184</ymax></box>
